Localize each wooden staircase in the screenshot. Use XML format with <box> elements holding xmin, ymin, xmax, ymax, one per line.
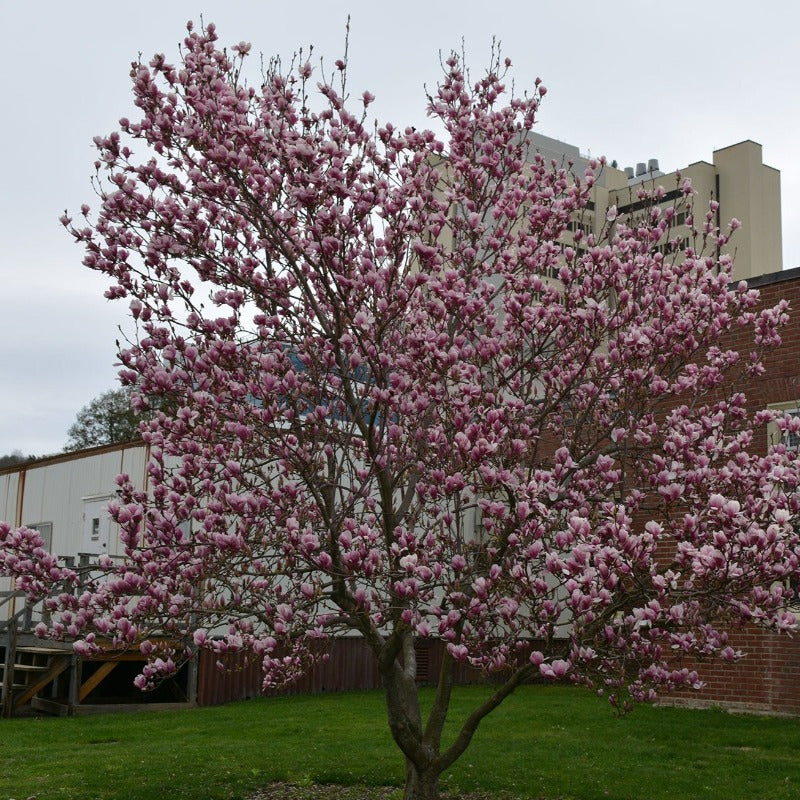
<box><xmin>1</xmin><ymin>640</ymin><xmax>73</xmax><ymax>716</ymax></box>
<box><xmin>1</xmin><ymin>586</ymin><xmax>75</xmax><ymax>717</ymax></box>
<box><xmin>1</xmin><ymin>560</ymin><xmax>197</xmax><ymax>717</ymax></box>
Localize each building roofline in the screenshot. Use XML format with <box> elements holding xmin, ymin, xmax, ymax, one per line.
<box><xmin>713</xmin><ymin>139</ymin><xmax>762</xmax><ymax>155</ymax></box>
<box><xmin>712</xmin><ymin>139</ymin><xmax>777</xmax><ymax>172</ymax></box>
<box><xmin>684</xmin><ymin>159</ymin><xmax>714</xmax><ymax>171</ymax></box>
<box><xmin>739</xmin><ymin>266</ymin><xmax>800</xmax><ymax>289</ymax></box>
<box><xmin>0</xmin><ymin>439</ymin><xmax>147</xmax><ymax>477</ymax></box>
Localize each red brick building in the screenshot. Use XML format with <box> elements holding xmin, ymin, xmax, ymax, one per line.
<box><xmin>665</xmin><ymin>266</ymin><xmax>800</xmax><ymax>715</ymax></box>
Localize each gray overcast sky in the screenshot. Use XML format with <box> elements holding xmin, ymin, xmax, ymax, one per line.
<box><xmin>2</xmin><ymin>0</ymin><xmax>799</xmax><ymax>456</ymax></box>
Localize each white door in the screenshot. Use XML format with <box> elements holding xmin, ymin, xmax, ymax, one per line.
<box><xmin>82</xmin><ymin>498</ymin><xmax>112</xmax><ymax>556</ymax></box>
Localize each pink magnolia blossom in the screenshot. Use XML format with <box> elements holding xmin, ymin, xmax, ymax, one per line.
<box><xmin>1</xmin><ymin>22</ymin><xmax>799</xmax><ymax>800</ymax></box>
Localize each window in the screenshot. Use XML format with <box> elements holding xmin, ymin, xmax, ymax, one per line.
<box><xmin>27</xmin><ymin>522</ymin><xmax>53</xmax><ymax>552</ymax></box>
<box><xmin>767</xmin><ymin>402</ymin><xmax>800</xmax><ymax>451</ymax></box>
<box><xmin>784</xmin><ymin>413</ymin><xmax>800</xmax><ymax>451</ymax></box>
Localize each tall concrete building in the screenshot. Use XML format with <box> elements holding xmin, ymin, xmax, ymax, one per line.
<box><xmin>526</xmin><ymin>133</ymin><xmax>782</xmax><ymax>282</ymax></box>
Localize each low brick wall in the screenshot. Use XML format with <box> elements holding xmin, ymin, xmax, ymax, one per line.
<box><xmin>663</xmin><ymin>624</ymin><xmax>800</xmax><ymax>716</ymax></box>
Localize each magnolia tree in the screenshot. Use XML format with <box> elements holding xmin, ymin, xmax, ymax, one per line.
<box><xmin>3</xmin><ymin>22</ymin><xmax>800</xmax><ymax>800</ymax></box>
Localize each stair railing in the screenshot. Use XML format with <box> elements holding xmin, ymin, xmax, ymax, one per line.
<box><xmin>0</xmin><ymin>553</ymin><xmax>123</xmax><ymax>636</ymax></box>
<box><xmin>0</xmin><ymin>614</ymin><xmax>17</xmax><ymax>717</ymax></box>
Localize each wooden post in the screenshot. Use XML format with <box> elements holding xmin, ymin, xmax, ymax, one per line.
<box><xmin>78</xmin><ymin>661</ymin><xmax>118</xmax><ymax>702</ymax></box>
<box><xmin>22</xmin><ymin>599</ymin><xmax>33</xmax><ymax>632</ymax></box>
<box><xmin>67</xmin><ymin>653</ymin><xmax>81</xmax><ymax>716</ymax></box>
<box><xmin>186</xmin><ymin>655</ymin><xmax>199</xmax><ymax>704</ymax></box>
<box><xmin>185</xmin><ymin>616</ymin><xmax>199</xmax><ymax>705</ymax></box>
<box><xmin>1</xmin><ymin>618</ymin><xmax>17</xmax><ymax>718</ymax></box>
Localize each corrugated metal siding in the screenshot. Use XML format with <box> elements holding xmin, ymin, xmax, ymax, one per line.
<box><xmin>416</xmin><ymin>639</ymin><xmax>487</xmax><ymax>687</ymax></box>
<box><xmin>197</xmin><ymin>649</ymin><xmax>266</xmax><ymax>706</ymax></box>
<box><xmin>0</xmin><ymin>442</ymin><xmax>151</xmax><ymax>561</ymax></box>
<box><xmin>197</xmin><ymin>638</ymin><xmax>383</xmax><ymax>706</ymax></box>
<box><xmin>0</xmin><ymin>471</ymin><xmax>20</xmax><ymax>525</ymax></box>
<box><xmin>196</xmin><ymin>638</ymin><xmax>498</xmax><ymax>706</ymax></box>
<box><xmin>0</xmin><ymin>471</ymin><xmax>21</xmax><ymax>619</ymax></box>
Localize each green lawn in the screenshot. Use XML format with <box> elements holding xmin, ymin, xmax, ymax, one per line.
<box><xmin>1</xmin><ymin>685</ymin><xmax>798</xmax><ymax>799</ymax></box>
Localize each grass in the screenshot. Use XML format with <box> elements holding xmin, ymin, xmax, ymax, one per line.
<box><xmin>1</xmin><ymin>685</ymin><xmax>800</xmax><ymax>799</ymax></box>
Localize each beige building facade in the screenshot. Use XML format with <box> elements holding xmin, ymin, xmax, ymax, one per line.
<box><xmin>527</xmin><ymin>133</ymin><xmax>782</xmax><ymax>282</ymax></box>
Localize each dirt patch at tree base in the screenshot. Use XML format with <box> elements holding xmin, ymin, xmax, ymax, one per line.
<box><xmin>247</xmin><ymin>782</ymin><xmax>519</xmax><ymax>800</ymax></box>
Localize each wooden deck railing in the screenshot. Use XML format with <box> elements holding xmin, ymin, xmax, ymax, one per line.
<box><xmin>0</xmin><ymin>552</ymin><xmax>126</xmax><ymax>636</ymax></box>
<box><xmin>1</xmin><ymin>553</ymin><xmax>132</xmax><ymax>717</ymax></box>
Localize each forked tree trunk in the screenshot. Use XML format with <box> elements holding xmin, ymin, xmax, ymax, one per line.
<box><xmin>380</xmin><ymin>633</ymin><xmax>442</xmax><ymax>799</ymax></box>
<box><xmin>404</xmin><ymin>761</ymin><xmax>442</xmax><ymax>800</ymax></box>
<box><xmin>380</xmin><ymin>630</ymin><xmax>535</xmax><ymax>800</ymax></box>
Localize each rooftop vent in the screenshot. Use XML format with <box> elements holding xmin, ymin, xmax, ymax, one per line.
<box><xmin>648</xmin><ymin>158</ymin><xmax>660</xmax><ymax>172</ymax></box>
<box><xmin>636</xmin><ymin>162</ymin><xmax>647</xmax><ymax>177</ymax></box>
<box><xmin>624</xmin><ymin>166</ymin><xmax>634</xmax><ymax>179</ymax></box>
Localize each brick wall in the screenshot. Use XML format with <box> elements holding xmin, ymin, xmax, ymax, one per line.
<box><xmin>663</xmin><ymin>267</ymin><xmax>800</xmax><ymax>715</ymax></box>
<box><xmin>665</xmin><ymin>624</ymin><xmax>800</xmax><ymax>715</ymax></box>
<box><xmin>724</xmin><ymin>267</ymin><xmax>800</xmax><ymax>425</ymax></box>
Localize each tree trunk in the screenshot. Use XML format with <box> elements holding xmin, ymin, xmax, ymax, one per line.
<box><xmin>404</xmin><ymin>761</ymin><xmax>442</xmax><ymax>800</ymax></box>
<box><xmin>380</xmin><ymin>632</ymin><xmax>442</xmax><ymax>799</ymax></box>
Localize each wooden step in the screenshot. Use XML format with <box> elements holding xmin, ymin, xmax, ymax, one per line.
<box><xmin>7</xmin><ymin>663</ymin><xmax>49</xmax><ymax>672</ymax></box>
<box><xmin>13</xmin><ymin>656</ymin><xmax>71</xmax><ymax>710</ymax></box>
<box><xmin>30</xmin><ymin>697</ymin><xmax>71</xmax><ymax>717</ymax></box>
<box><xmin>13</xmin><ymin>635</ymin><xmax>74</xmax><ymax>652</ymax></box>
